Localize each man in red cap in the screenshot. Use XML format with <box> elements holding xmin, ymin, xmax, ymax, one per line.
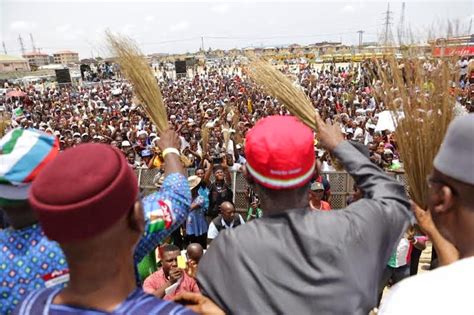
<box><xmin>197</xmin><ymin>114</ymin><xmax>411</xmax><ymax>314</ymax></box>
<box><xmin>13</xmin><ymin>129</ymin><xmax>195</xmax><ymax>314</ymax></box>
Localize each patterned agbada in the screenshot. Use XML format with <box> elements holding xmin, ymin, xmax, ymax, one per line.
<box><xmin>0</xmin><ymin>224</ymin><xmax>68</xmax><ymax>313</ymax></box>
<box><xmin>12</xmin><ymin>287</ymin><xmax>195</xmax><ymax>315</ymax></box>
<box><xmin>1</xmin><ymin>173</ymin><xmax>190</xmax><ymax>314</ymax></box>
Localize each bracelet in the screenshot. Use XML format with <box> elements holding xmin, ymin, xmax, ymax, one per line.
<box><xmin>162</xmin><ymin>147</ymin><xmax>180</xmax><ymax>159</ymax></box>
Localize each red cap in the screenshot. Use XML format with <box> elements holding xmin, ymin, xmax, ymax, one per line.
<box><xmin>30</xmin><ymin>144</ymin><xmax>138</xmax><ymax>243</ymax></box>
<box><xmin>245</xmin><ymin>116</ymin><xmax>315</xmax><ymax>190</ymax></box>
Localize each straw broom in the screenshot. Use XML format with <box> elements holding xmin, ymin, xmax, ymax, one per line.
<box><xmin>373</xmin><ymin>54</ymin><xmax>455</xmax><ymax>208</ymax></box>
<box><xmin>106</xmin><ymin>31</ymin><xmax>169</xmax><ymax>133</ymax></box>
<box><xmin>0</xmin><ymin>112</ymin><xmax>9</xmax><ymax>137</ymax></box>
<box><xmin>247</xmin><ymin>60</ymin><xmax>316</xmax><ymax>130</ymax></box>
<box><xmin>201</xmin><ymin>126</ymin><xmax>209</xmax><ymax>156</ymax></box>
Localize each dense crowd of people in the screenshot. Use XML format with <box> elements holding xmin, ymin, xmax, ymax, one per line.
<box><xmin>0</xmin><ymin>55</ymin><xmax>473</xmax><ymax>314</ymax></box>
<box><xmin>2</xmin><ymin>57</ymin><xmax>471</xmax><ymax>174</ymax></box>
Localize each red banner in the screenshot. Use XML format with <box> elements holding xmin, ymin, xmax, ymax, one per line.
<box><xmin>432</xmin><ymin>46</ymin><xmax>474</xmax><ymax>57</ymax></box>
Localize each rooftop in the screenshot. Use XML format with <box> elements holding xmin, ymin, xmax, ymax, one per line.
<box><xmin>23</xmin><ymin>51</ymin><xmax>49</xmax><ymax>57</ymax></box>
<box><xmin>0</xmin><ymin>55</ymin><xmax>28</xmax><ymax>62</ymax></box>
<box><xmin>54</xmin><ymin>50</ymin><xmax>78</xmax><ymax>55</ymax></box>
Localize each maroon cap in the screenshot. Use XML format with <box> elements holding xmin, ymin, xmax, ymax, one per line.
<box><xmin>30</xmin><ymin>143</ymin><xmax>138</xmax><ymax>243</ymax></box>
<box><xmin>245</xmin><ymin>116</ymin><xmax>315</xmax><ymax>190</ymax></box>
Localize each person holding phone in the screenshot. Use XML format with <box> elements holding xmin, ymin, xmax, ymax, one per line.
<box><xmin>143</xmin><ymin>244</ymin><xmax>200</xmax><ymax>301</ymax></box>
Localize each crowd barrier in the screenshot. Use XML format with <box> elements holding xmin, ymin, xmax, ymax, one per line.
<box><xmin>135</xmin><ymin>168</ymin><xmax>408</xmax><ymax>211</ymax></box>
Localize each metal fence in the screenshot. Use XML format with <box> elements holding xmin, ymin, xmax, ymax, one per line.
<box><xmin>135</xmin><ymin>168</ymin><xmax>407</xmax><ymax>211</ymax></box>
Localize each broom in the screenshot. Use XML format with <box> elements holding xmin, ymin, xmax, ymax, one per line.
<box><xmin>373</xmin><ymin>54</ymin><xmax>455</xmax><ymax>208</ymax></box>
<box><xmin>247</xmin><ymin>59</ymin><xmax>316</xmax><ymax>129</ymax></box>
<box><xmin>201</xmin><ymin>126</ymin><xmax>210</xmax><ymax>157</ymax></box>
<box><xmin>106</xmin><ymin>31</ymin><xmax>169</xmax><ymax>133</ymax></box>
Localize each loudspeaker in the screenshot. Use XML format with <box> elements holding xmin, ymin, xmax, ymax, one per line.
<box><xmin>175</xmin><ymin>60</ymin><xmax>187</xmax><ymax>74</ymax></box>
<box><xmin>55</xmin><ymin>69</ymin><xmax>72</xmax><ymax>84</ymax></box>
<box><xmin>79</xmin><ymin>64</ymin><xmax>91</xmax><ymax>81</ymax></box>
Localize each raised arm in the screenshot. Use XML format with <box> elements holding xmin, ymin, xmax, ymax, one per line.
<box><xmin>134</xmin><ymin>129</ymin><xmax>191</xmax><ymax>264</ymax></box>
<box><xmin>314</xmin><ymin>112</ymin><xmax>411</xmax><ymax>260</ymax></box>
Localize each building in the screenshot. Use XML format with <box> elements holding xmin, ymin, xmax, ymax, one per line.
<box><xmin>53</xmin><ymin>50</ymin><xmax>79</xmax><ymax>65</ymax></box>
<box><xmin>0</xmin><ymin>55</ymin><xmax>30</xmax><ymax>72</ymax></box>
<box><xmin>22</xmin><ymin>51</ymin><xmax>50</xmax><ymax>67</ymax></box>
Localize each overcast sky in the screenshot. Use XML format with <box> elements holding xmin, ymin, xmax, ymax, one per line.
<box><xmin>1</xmin><ymin>0</ymin><xmax>472</xmax><ymax>59</ymax></box>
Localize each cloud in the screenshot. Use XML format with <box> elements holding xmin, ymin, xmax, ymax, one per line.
<box><xmin>211</xmin><ymin>4</ymin><xmax>230</xmax><ymax>14</ymax></box>
<box><xmin>169</xmin><ymin>21</ymin><xmax>189</xmax><ymax>32</ymax></box>
<box><xmin>145</xmin><ymin>15</ymin><xmax>155</xmax><ymax>22</ymax></box>
<box><xmin>342</xmin><ymin>5</ymin><xmax>355</xmax><ymax>13</ymax></box>
<box><xmin>56</xmin><ymin>24</ymin><xmax>72</xmax><ymax>33</ymax></box>
<box><xmin>10</xmin><ymin>20</ymin><xmax>36</xmax><ymax>31</ymax></box>
<box><xmin>122</xmin><ymin>24</ymin><xmax>136</xmax><ymax>35</ymax></box>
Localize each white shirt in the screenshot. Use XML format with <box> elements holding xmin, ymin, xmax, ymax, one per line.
<box><xmin>207</xmin><ymin>214</ymin><xmax>245</xmax><ymax>240</ymax></box>
<box><xmin>379</xmin><ymin>256</ymin><xmax>474</xmax><ymax>314</ymax></box>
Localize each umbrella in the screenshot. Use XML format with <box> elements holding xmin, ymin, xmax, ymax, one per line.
<box><xmin>6</xmin><ymin>91</ymin><xmax>27</xmax><ymax>98</ymax></box>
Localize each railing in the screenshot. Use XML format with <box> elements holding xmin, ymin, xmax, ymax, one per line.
<box><xmin>135</xmin><ymin>168</ymin><xmax>407</xmax><ymax>211</ymax></box>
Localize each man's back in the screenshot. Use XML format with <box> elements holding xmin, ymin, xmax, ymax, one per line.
<box><xmin>198</xmin><ymin>141</ymin><xmax>411</xmax><ymax>314</ymax></box>
<box><xmin>199</xmin><ymin>206</ymin><xmax>404</xmax><ymax>314</ymax></box>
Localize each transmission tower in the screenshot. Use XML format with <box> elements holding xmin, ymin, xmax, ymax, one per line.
<box><xmin>397</xmin><ymin>2</ymin><xmax>406</xmax><ymax>45</ymax></box>
<box><xmin>381</xmin><ymin>3</ymin><xmax>394</xmax><ymax>46</ymax></box>
<box><xmin>2</xmin><ymin>41</ymin><xmax>7</xmax><ymax>55</ymax></box>
<box><xmin>18</xmin><ymin>34</ymin><xmax>26</xmax><ymax>55</ymax></box>
<box><xmin>29</xmin><ymin>33</ymin><xmax>37</xmax><ymax>53</ymax></box>
<box><xmin>357</xmin><ymin>30</ymin><xmax>364</xmax><ymax>49</ymax></box>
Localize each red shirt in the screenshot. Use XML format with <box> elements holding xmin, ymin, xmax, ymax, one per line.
<box><xmin>143</xmin><ymin>268</ymin><xmax>200</xmax><ymax>300</ymax></box>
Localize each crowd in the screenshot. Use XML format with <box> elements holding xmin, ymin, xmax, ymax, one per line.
<box><xmin>0</xmin><ymin>56</ymin><xmax>473</xmax><ymax>314</ymax></box>
<box><xmin>1</xmin><ymin>58</ymin><xmax>472</xmax><ymax>173</ymax></box>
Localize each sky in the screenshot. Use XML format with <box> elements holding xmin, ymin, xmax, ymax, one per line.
<box><xmin>1</xmin><ymin>0</ymin><xmax>473</xmax><ymax>59</ymax></box>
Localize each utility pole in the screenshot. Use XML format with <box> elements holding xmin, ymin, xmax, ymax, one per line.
<box><xmin>201</xmin><ymin>36</ymin><xmax>204</xmax><ymax>52</ymax></box>
<box><xmin>18</xmin><ymin>34</ymin><xmax>26</xmax><ymax>55</ymax></box>
<box><xmin>2</xmin><ymin>41</ymin><xmax>7</xmax><ymax>55</ymax></box>
<box><xmin>357</xmin><ymin>30</ymin><xmax>364</xmax><ymax>49</ymax></box>
<box><xmin>382</xmin><ymin>3</ymin><xmax>394</xmax><ymax>46</ymax></box>
<box><xmin>29</xmin><ymin>33</ymin><xmax>37</xmax><ymax>53</ymax></box>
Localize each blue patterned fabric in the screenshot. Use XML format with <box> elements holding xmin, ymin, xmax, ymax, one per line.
<box><xmin>1</xmin><ymin>172</ymin><xmax>191</xmax><ymax>314</ymax></box>
<box><xmin>186</xmin><ymin>196</ymin><xmax>208</xmax><ymax>236</ymax></box>
<box><xmin>135</xmin><ymin>173</ymin><xmax>191</xmax><ymax>261</ymax></box>
<box><xmin>12</xmin><ymin>287</ymin><xmax>196</xmax><ymax>314</ymax></box>
<box><xmin>0</xmin><ymin>224</ymin><xmax>68</xmax><ymax>314</ymax></box>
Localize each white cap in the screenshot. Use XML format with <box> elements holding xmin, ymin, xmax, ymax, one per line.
<box><xmin>122</xmin><ymin>140</ymin><xmax>131</xmax><ymax>147</ymax></box>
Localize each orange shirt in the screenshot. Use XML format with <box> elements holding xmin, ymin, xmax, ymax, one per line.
<box><xmin>310</xmin><ymin>200</ymin><xmax>332</xmax><ymax>211</ymax></box>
